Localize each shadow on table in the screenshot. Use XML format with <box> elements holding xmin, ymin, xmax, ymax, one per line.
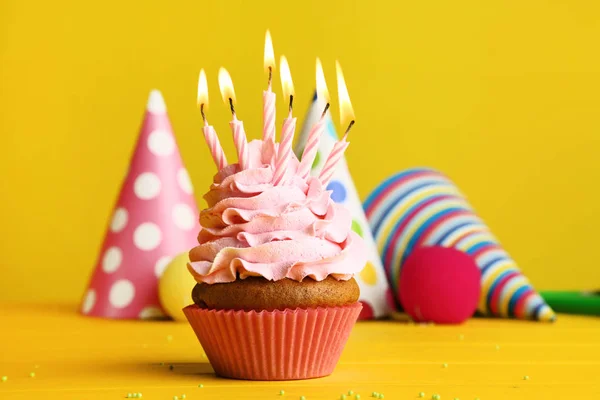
<box><xmin>89</xmin><ymin>361</ymin><xmax>216</xmax><ymax>381</ymax></box>
<box><xmin>158</xmin><ymin>362</ymin><xmax>214</xmax><ymax>376</ymax></box>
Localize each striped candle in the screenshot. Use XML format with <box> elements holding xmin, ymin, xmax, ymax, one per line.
<box><xmin>203</xmin><ymin>124</ymin><xmax>228</xmax><ymax>170</ymax></box>
<box><xmin>273</xmin><ymin>116</ymin><xmax>296</xmax><ymax>185</ymax></box>
<box><xmin>318</xmin><ymin>133</ymin><xmax>349</xmax><ymax>187</ymax></box>
<box><xmin>230</xmin><ymin>118</ymin><xmax>249</xmax><ymax>170</ymax></box>
<box><xmin>263</xmin><ymin>90</ymin><xmax>276</xmax><ymax>143</ymax></box>
<box><xmin>297</xmin><ymin>116</ymin><xmax>326</xmax><ymax>179</ymax></box>
<box><xmin>262</xmin><ymin>89</ymin><xmax>276</xmax><ymax>165</ymax></box>
<box><xmin>263</xmin><ymin>31</ymin><xmax>276</xmax><ymax>143</ymax></box>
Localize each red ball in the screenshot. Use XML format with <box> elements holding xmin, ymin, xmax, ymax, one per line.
<box><xmin>399</xmin><ymin>246</ymin><xmax>481</xmax><ymax>324</ymax></box>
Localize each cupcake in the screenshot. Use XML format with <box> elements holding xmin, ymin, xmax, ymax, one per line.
<box><xmin>184</xmin><ymin>139</ymin><xmax>366</xmax><ymax>380</ymax></box>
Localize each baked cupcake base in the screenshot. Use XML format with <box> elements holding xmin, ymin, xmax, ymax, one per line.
<box><xmin>192</xmin><ymin>276</ymin><xmax>360</xmax><ymax>311</ymax></box>
<box><xmin>183</xmin><ymin>302</ymin><xmax>362</xmax><ymax>380</ymax></box>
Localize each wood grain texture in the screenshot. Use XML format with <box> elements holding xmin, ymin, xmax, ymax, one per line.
<box><xmin>0</xmin><ymin>304</ymin><xmax>599</xmax><ymax>399</ymax></box>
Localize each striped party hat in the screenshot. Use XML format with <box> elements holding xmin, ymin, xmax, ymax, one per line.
<box><xmin>364</xmin><ymin>167</ymin><xmax>555</xmax><ymax>322</ymax></box>
<box><xmin>294</xmin><ymin>93</ymin><xmax>392</xmax><ymax>319</ymax></box>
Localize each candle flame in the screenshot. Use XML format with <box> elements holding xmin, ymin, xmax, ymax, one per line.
<box><xmin>336</xmin><ymin>60</ymin><xmax>355</xmax><ymax>127</ymax></box>
<box><xmin>279</xmin><ymin>55</ymin><xmax>295</xmax><ymax>101</ymax></box>
<box><xmin>264</xmin><ymin>30</ymin><xmax>275</xmax><ymax>72</ymax></box>
<box><xmin>218</xmin><ymin>67</ymin><xmax>236</xmax><ymax>105</ymax></box>
<box><xmin>315</xmin><ymin>58</ymin><xmax>330</xmax><ymax>103</ymax></box>
<box><xmin>197</xmin><ymin>69</ymin><xmax>209</xmax><ymax>108</ymax></box>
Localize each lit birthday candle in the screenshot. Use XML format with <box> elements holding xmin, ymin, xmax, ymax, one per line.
<box><xmin>273</xmin><ymin>55</ymin><xmax>296</xmax><ymax>185</ymax></box>
<box><xmin>263</xmin><ymin>30</ymin><xmax>276</xmax><ymax>143</ymax></box>
<box><xmin>197</xmin><ymin>69</ymin><xmax>228</xmax><ymax>170</ymax></box>
<box><xmin>297</xmin><ymin>58</ymin><xmax>330</xmax><ymax>179</ymax></box>
<box><xmin>218</xmin><ymin>67</ymin><xmax>249</xmax><ymax>170</ymax></box>
<box><xmin>319</xmin><ymin>60</ymin><xmax>355</xmax><ymax>186</ymax></box>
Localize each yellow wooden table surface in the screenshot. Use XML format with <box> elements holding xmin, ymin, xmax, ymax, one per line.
<box><xmin>1</xmin><ymin>304</ymin><xmax>599</xmax><ymax>400</ymax></box>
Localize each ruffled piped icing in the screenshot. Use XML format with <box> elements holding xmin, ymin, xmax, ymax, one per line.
<box><xmin>188</xmin><ymin>140</ymin><xmax>366</xmax><ymax>284</ymax></box>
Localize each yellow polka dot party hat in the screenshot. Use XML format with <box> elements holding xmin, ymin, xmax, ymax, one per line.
<box><xmin>81</xmin><ymin>90</ymin><xmax>200</xmax><ymax>319</ymax></box>
<box><xmin>295</xmin><ymin>93</ymin><xmax>392</xmax><ymax>319</ymax></box>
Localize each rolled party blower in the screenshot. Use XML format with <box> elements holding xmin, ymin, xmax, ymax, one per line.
<box><xmin>364</xmin><ymin>168</ymin><xmax>555</xmax><ymax>322</ymax></box>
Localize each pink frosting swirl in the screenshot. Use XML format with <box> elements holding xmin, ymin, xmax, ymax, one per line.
<box><xmin>188</xmin><ymin>139</ymin><xmax>366</xmax><ymax>284</ymax></box>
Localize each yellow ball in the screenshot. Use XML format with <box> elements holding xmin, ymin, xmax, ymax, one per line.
<box><xmin>158</xmin><ymin>252</ymin><xmax>197</xmax><ymax>322</ymax></box>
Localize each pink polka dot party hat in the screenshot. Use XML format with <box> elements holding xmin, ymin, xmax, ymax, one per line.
<box><xmin>81</xmin><ymin>90</ymin><xmax>200</xmax><ymax>319</ymax></box>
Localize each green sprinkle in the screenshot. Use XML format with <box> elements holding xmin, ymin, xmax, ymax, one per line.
<box><xmin>29</xmin><ymin>372</ymin><xmax>35</xmax><ymax>378</ymax></box>
<box><xmin>126</xmin><ymin>394</ymin><xmax>132</xmax><ymax>398</ymax></box>
<box><xmin>131</xmin><ymin>394</ymin><xmax>137</xmax><ymax>398</ymax></box>
<box><xmin>372</xmin><ymin>393</ymin><xmax>378</xmax><ymax>398</ymax></box>
<box><xmin>1</xmin><ymin>376</ymin><xmax>7</xmax><ymax>382</ymax></box>
<box><xmin>442</xmin><ymin>363</ymin><xmax>448</xmax><ymax>368</ymax></box>
<box><xmin>173</xmin><ymin>397</ymin><xmax>178</xmax><ymax>400</ymax></box>
<box><xmin>348</xmin><ymin>391</ymin><xmax>354</xmax><ymax>396</ymax></box>
<box><xmin>524</xmin><ymin>375</ymin><xmax>530</xmax><ymax>380</ymax></box>
<box><xmin>418</xmin><ymin>393</ymin><xmax>425</xmax><ymax>398</ymax></box>
<box><xmin>300</xmin><ymin>397</ymin><xmax>306</xmax><ymax>400</ymax></box>
<box><xmin>475</xmin><ymin>398</ymin><xmax>481</xmax><ymax>400</ymax></box>
<box><xmin>198</xmin><ymin>384</ymin><xmax>204</xmax><ymax>388</ymax></box>
<box><xmin>432</xmin><ymin>395</ymin><xmax>441</xmax><ymax>400</ymax></box>
<box><xmin>138</xmin><ymin>395</ymin><xmax>142</xmax><ymax>399</ymax></box>
<box><xmin>280</xmin><ymin>390</ymin><xmax>285</xmax><ymax>395</ymax></box>
<box><xmin>159</xmin><ymin>362</ymin><xmax>164</xmax><ymax>366</ymax></box>
<box><xmin>181</xmin><ymin>395</ymin><xmax>186</xmax><ymax>399</ymax></box>
<box><xmin>378</xmin><ymin>395</ymin><xmax>384</xmax><ymax>399</ymax></box>
<box><xmin>356</xmin><ymin>395</ymin><xmax>361</xmax><ymax>400</ymax></box>
<box><xmin>454</xmin><ymin>398</ymin><xmax>459</xmax><ymax>400</ymax></box>
<box><xmin>341</xmin><ymin>395</ymin><xmax>347</xmax><ymax>400</ymax></box>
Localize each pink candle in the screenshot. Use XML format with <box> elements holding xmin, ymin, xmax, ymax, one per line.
<box><xmin>318</xmin><ymin>133</ymin><xmax>349</xmax><ymax>187</ymax></box>
<box><xmin>273</xmin><ymin>55</ymin><xmax>296</xmax><ymax>185</ymax></box>
<box><xmin>197</xmin><ymin>69</ymin><xmax>227</xmax><ymax>170</ymax></box>
<box><xmin>297</xmin><ymin>111</ymin><xmax>326</xmax><ymax>179</ymax></box>
<box><xmin>230</xmin><ymin>117</ymin><xmax>249</xmax><ymax>170</ymax></box>
<box><xmin>319</xmin><ymin>61</ymin><xmax>355</xmax><ymax>187</ymax></box>
<box><xmin>298</xmin><ymin>58</ymin><xmax>330</xmax><ymax>179</ymax></box>
<box><xmin>263</xmin><ymin>89</ymin><xmax>276</xmax><ymax>143</ymax></box>
<box><xmin>263</xmin><ymin>30</ymin><xmax>276</xmax><ymax>143</ymax></box>
<box><xmin>203</xmin><ymin>123</ymin><xmax>228</xmax><ymax>170</ymax></box>
<box><xmin>261</xmin><ymin>88</ymin><xmax>276</xmax><ymax>166</ymax></box>
<box><xmin>218</xmin><ymin>67</ymin><xmax>249</xmax><ymax>170</ymax></box>
<box><xmin>273</xmin><ymin>114</ymin><xmax>296</xmax><ymax>185</ymax></box>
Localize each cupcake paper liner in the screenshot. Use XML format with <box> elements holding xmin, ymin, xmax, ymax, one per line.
<box><xmin>183</xmin><ymin>302</ymin><xmax>362</xmax><ymax>380</ymax></box>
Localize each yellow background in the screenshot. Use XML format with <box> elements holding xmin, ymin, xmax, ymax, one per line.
<box><xmin>1</xmin><ymin>0</ymin><xmax>599</xmax><ymax>302</ymax></box>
